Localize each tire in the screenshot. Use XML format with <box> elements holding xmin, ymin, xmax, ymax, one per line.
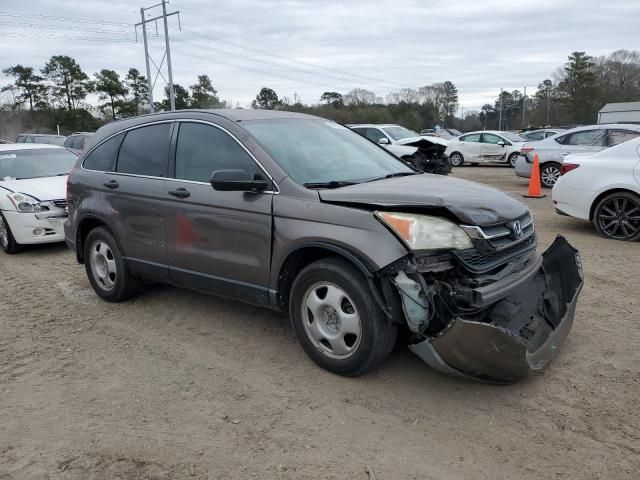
<box><xmin>84</xmin><ymin>227</ymin><xmax>140</xmax><ymax>302</ymax></box>
<box><xmin>0</xmin><ymin>212</ymin><xmax>20</xmax><ymax>254</ymax></box>
<box><xmin>449</xmin><ymin>152</ymin><xmax>464</xmax><ymax>167</ymax></box>
<box><xmin>289</xmin><ymin>257</ymin><xmax>397</xmax><ymax>377</ymax></box>
<box><xmin>507</xmin><ymin>153</ymin><xmax>519</xmax><ymax>168</ymax></box>
<box><xmin>593</xmin><ymin>192</ymin><xmax>640</xmax><ymax>241</ymax></box>
<box><xmin>540</xmin><ymin>162</ymin><xmax>561</xmax><ymax>188</ymax></box>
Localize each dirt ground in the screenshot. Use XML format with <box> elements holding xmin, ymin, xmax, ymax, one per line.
<box><xmin>1</xmin><ymin>166</ymin><xmax>638</xmax><ymax>480</ymax></box>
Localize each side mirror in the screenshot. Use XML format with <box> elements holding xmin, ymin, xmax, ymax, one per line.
<box><xmin>497</xmin><ymin>140</ymin><xmax>505</xmax><ymax>146</ymax></box>
<box><xmin>378</xmin><ymin>137</ymin><xmax>390</xmax><ymax>145</ymax></box>
<box><xmin>210</xmin><ymin>169</ymin><xmax>269</xmax><ymax>192</ymax></box>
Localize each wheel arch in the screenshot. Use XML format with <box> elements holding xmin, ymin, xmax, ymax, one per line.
<box><xmin>273</xmin><ymin>242</ymin><xmax>389</xmax><ymax>315</ymax></box>
<box><xmin>589</xmin><ymin>188</ymin><xmax>640</xmax><ymax>221</ymax></box>
<box><xmin>75</xmin><ymin>215</ymin><xmax>120</xmax><ymax>264</ymax></box>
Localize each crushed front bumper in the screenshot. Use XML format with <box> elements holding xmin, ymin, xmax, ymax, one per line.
<box><xmin>409</xmin><ymin>236</ymin><xmax>583</xmax><ymax>383</ymax></box>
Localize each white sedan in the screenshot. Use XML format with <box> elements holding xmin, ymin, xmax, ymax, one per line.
<box><xmin>0</xmin><ymin>144</ymin><xmax>78</xmax><ymax>253</ymax></box>
<box><xmin>552</xmin><ymin>136</ymin><xmax>640</xmax><ymax>241</ymax></box>
<box><xmin>445</xmin><ymin>130</ymin><xmax>526</xmax><ymax>167</ymax></box>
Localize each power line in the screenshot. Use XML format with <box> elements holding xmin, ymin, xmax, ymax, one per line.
<box><xmin>0</xmin><ymin>21</ymin><xmax>133</xmax><ymax>37</ymax></box>
<box><xmin>0</xmin><ymin>10</ymin><xmax>131</xmax><ymax>27</ymax></box>
<box><xmin>0</xmin><ymin>32</ymin><xmax>135</xmax><ymax>43</ymax></box>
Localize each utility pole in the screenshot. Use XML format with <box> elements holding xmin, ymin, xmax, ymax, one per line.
<box><xmin>460</xmin><ymin>105</ymin><xmax>464</xmax><ymax>131</ymax></box>
<box><xmin>498</xmin><ymin>88</ymin><xmax>503</xmax><ymax>130</ymax></box>
<box><xmin>135</xmin><ymin>2</ymin><xmax>180</xmax><ymax>112</ymax></box>
<box><xmin>522</xmin><ymin>86</ymin><xmax>526</xmax><ymax>127</ymax></box>
<box><xmin>139</xmin><ymin>7</ymin><xmax>154</xmax><ymax>112</ymax></box>
<box><xmin>546</xmin><ymin>92</ymin><xmax>551</xmax><ymax>126</ymax></box>
<box><xmin>162</xmin><ymin>0</ymin><xmax>175</xmax><ymax>111</ymax></box>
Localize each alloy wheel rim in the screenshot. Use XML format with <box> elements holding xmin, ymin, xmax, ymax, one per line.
<box><xmin>450</xmin><ymin>154</ymin><xmax>462</xmax><ymax>166</ymax></box>
<box><xmin>598</xmin><ymin>197</ymin><xmax>640</xmax><ymax>240</ymax></box>
<box><xmin>509</xmin><ymin>154</ymin><xmax>518</xmax><ymax>167</ymax></box>
<box><xmin>0</xmin><ymin>216</ymin><xmax>8</xmax><ymax>248</ymax></box>
<box><xmin>89</xmin><ymin>240</ymin><xmax>117</xmax><ymax>291</ymax></box>
<box><xmin>301</xmin><ymin>282</ymin><xmax>362</xmax><ymax>359</ymax></box>
<box><xmin>541</xmin><ymin>166</ymin><xmax>560</xmax><ymax>186</ymax></box>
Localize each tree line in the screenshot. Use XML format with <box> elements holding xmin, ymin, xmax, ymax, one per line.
<box><xmin>2</xmin><ymin>49</ymin><xmax>639</xmax><ymax>138</ymax></box>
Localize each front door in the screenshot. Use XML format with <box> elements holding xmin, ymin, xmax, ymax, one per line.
<box><xmin>164</xmin><ymin>121</ymin><xmax>273</xmax><ymax>305</ymax></box>
<box><xmin>480</xmin><ymin>133</ymin><xmax>507</xmax><ymax>161</ymax></box>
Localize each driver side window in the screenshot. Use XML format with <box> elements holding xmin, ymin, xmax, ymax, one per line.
<box><xmin>174</xmin><ymin>122</ymin><xmax>260</xmax><ymax>183</ymax></box>
<box><xmin>365</xmin><ymin>128</ymin><xmax>387</xmax><ymax>143</ymax></box>
<box><xmin>460</xmin><ymin>133</ymin><xmax>481</xmax><ymax>143</ymax></box>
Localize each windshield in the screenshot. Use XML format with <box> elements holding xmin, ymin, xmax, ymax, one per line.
<box><xmin>500</xmin><ymin>132</ymin><xmax>527</xmax><ymax>142</ymax></box>
<box><xmin>382</xmin><ymin>126</ymin><xmax>419</xmax><ymax>141</ymax></box>
<box><xmin>243</xmin><ymin>119</ymin><xmax>413</xmax><ymax>185</ymax></box>
<box><xmin>0</xmin><ymin>148</ymin><xmax>77</xmax><ymax>180</ymax></box>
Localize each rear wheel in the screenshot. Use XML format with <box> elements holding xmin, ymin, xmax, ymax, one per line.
<box><xmin>540</xmin><ymin>162</ymin><xmax>561</xmax><ymax>188</ymax></box>
<box><xmin>593</xmin><ymin>192</ymin><xmax>640</xmax><ymax>241</ymax></box>
<box><xmin>289</xmin><ymin>258</ymin><xmax>397</xmax><ymax>376</ymax></box>
<box><xmin>84</xmin><ymin>227</ymin><xmax>140</xmax><ymax>301</ymax></box>
<box><xmin>449</xmin><ymin>152</ymin><xmax>464</xmax><ymax>167</ymax></box>
<box><xmin>507</xmin><ymin>152</ymin><xmax>519</xmax><ymax>168</ymax></box>
<box><xmin>0</xmin><ymin>213</ymin><xmax>20</xmax><ymax>254</ymax></box>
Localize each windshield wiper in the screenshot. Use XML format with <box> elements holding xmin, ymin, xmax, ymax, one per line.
<box><xmin>366</xmin><ymin>172</ymin><xmax>419</xmax><ymax>183</ymax></box>
<box><xmin>303</xmin><ymin>180</ymin><xmax>359</xmax><ymax>189</ymax></box>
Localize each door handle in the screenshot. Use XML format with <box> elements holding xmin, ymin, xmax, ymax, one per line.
<box><xmin>168</xmin><ymin>188</ymin><xmax>191</xmax><ymax>199</ymax></box>
<box><xmin>103</xmin><ymin>180</ymin><xmax>119</xmax><ymax>189</ymax></box>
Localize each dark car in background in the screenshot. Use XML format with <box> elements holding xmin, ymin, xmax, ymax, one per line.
<box><xmin>16</xmin><ymin>133</ymin><xmax>66</xmax><ymax>146</ymax></box>
<box><xmin>65</xmin><ymin>109</ymin><xmax>583</xmax><ymax>383</ymax></box>
<box><xmin>63</xmin><ymin>132</ymin><xmax>94</xmax><ymax>154</ymax></box>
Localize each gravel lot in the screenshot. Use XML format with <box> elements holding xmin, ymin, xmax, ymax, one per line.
<box><xmin>1</xmin><ymin>166</ymin><xmax>638</xmax><ymax>480</ymax></box>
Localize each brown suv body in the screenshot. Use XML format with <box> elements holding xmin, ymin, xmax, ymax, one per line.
<box><xmin>65</xmin><ymin>110</ymin><xmax>583</xmax><ymax>382</ymax></box>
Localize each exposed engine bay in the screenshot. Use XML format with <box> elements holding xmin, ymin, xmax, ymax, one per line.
<box><xmin>400</xmin><ymin>138</ymin><xmax>452</xmax><ymax>176</ymax></box>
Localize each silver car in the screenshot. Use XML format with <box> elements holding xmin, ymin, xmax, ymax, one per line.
<box><xmin>514</xmin><ymin>124</ymin><xmax>640</xmax><ymax>188</ymax></box>
<box><xmin>520</xmin><ymin>129</ymin><xmax>566</xmax><ymax>141</ymax></box>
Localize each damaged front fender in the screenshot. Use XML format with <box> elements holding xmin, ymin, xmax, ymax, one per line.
<box><xmin>407</xmin><ymin>236</ymin><xmax>583</xmax><ymax>383</ymax></box>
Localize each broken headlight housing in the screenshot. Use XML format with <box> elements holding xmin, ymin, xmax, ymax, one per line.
<box><xmin>376</xmin><ymin>211</ymin><xmax>473</xmax><ymax>251</ymax></box>
<box><xmin>7</xmin><ymin>193</ymin><xmax>48</xmax><ymax>213</ymax></box>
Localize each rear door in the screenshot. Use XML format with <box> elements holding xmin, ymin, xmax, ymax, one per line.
<box><xmin>557</xmin><ymin>129</ymin><xmax>606</xmax><ymax>159</ymax></box>
<box><xmin>457</xmin><ymin>133</ymin><xmax>482</xmax><ymax>161</ymax></box>
<box><xmin>163</xmin><ymin>121</ymin><xmax>273</xmax><ymax>305</ymax></box>
<box><xmin>480</xmin><ymin>133</ymin><xmax>507</xmax><ymax>161</ymax></box>
<box><xmin>101</xmin><ymin>121</ymin><xmax>172</xmax><ymax>281</ymax></box>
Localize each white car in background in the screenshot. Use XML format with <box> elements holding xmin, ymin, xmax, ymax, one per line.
<box><xmin>0</xmin><ymin>144</ymin><xmax>77</xmax><ymax>253</ymax></box>
<box><xmin>520</xmin><ymin>129</ymin><xmax>566</xmax><ymax>141</ymax></box>
<box><xmin>445</xmin><ymin>130</ymin><xmax>525</xmax><ymax>167</ymax></box>
<box><xmin>552</xmin><ymin>136</ymin><xmax>640</xmax><ymax>241</ymax></box>
<box><xmin>515</xmin><ymin>124</ymin><xmax>640</xmax><ymax>188</ymax></box>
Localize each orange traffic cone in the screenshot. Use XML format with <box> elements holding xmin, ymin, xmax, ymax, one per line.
<box><xmin>523</xmin><ymin>153</ymin><xmax>546</xmax><ymax>198</ymax></box>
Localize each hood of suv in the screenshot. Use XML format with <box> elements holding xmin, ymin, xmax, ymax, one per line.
<box><xmin>318</xmin><ymin>174</ymin><xmax>527</xmax><ymax>225</ymax></box>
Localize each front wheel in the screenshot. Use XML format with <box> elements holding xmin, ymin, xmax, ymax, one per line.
<box><xmin>289</xmin><ymin>258</ymin><xmax>397</xmax><ymax>376</ymax></box>
<box><xmin>449</xmin><ymin>152</ymin><xmax>464</xmax><ymax>167</ymax></box>
<box><xmin>0</xmin><ymin>213</ymin><xmax>20</xmax><ymax>254</ymax></box>
<box><xmin>507</xmin><ymin>153</ymin><xmax>519</xmax><ymax>168</ymax></box>
<box><xmin>540</xmin><ymin>162</ymin><xmax>561</xmax><ymax>188</ymax></box>
<box><xmin>593</xmin><ymin>192</ymin><xmax>640</xmax><ymax>241</ymax></box>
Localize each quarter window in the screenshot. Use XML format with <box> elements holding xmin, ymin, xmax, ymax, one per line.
<box><xmin>526</xmin><ymin>132</ymin><xmax>545</xmax><ymax>141</ymax></box>
<box><xmin>83</xmin><ymin>133</ymin><xmax>124</xmax><ymax>171</ymax></box>
<box><xmin>116</xmin><ymin>123</ymin><xmax>171</xmax><ymax>177</ymax></box>
<box><xmin>174</xmin><ymin>122</ymin><xmax>260</xmax><ymax>183</ymax></box>
<box><xmin>461</xmin><ymin>133</ymin><xmax>481</xmax><ymax>142</ymax></box>
<box><xmin>607</xmin><ymin>129</ymin><xmax>640</xmax><ymax>147</ymax></box>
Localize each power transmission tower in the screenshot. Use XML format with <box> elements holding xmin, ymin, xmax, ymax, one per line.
<box><xmin>135</xmin><ymin>0</ymin><xmax>180</xmax><ymax>112</ymax></box>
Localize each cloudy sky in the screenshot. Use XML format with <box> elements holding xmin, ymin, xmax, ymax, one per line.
<box><xmin>1</xmin><ymin>0</ymin><xmax>638</xmax><ymax>111</ymax></box>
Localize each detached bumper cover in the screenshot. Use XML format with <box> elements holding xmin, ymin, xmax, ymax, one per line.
<box><xmin>409</xmin><ymin>236</ymin><xmax>583</xmax><ymax>383</ymax></box>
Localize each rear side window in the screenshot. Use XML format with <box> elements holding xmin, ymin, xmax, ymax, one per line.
<box><xmin>174</xmin><ymin>122</ymin><xmax>259</xmax><ymax>183</ymax></box>
<box><xmin>607</xmin><ymin>129</ymin><xmax>640</xmax><ymax>147</ymax></box>
<box><xmin>83</xmin><ymin>133</ymin><xmax>124</xmax><ymax>171</ymax></box>
<box><xmin>526</xmin><ymin>132</ymin><xmax>544</xmax><ymax>141</ymax></box>
<box><xmin>64</xmin><ymin>136</ymin><xmax>74</xmax><ymax>148</ymax></box>
<box><xmin>116</xmin><ymin>123</ymin><xmax>171</xmax><ymax>177</ymax></box>
<box><xmin>561</xmin><ymin>130</ymin><xmax>605</xmax><ymax>146</ymax></box>
<box><xmin>16</xmin><ymin>135</ymin><xmax>26</xmax><ymax>143</ymax></box>
<box><xmin>461</xmin><ymin>133</ymin><xmax>481</xmax><ymax>142</ymax></box>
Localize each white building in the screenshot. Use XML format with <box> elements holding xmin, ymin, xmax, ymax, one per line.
<box><xmin>597</xmin><ymin>101</ymin><xmax>640</xmax><ymax>124</ymax></box>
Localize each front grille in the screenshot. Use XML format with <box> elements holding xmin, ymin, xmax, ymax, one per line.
<box><xmin>51</xmin><ymin>199</ymin><xmax>67</xmax><ymax>209</ymax></box>
<box><xmin>455</xmin><ymin>233</ymin><xmax>537</xmax><ymax>273</ymax></box>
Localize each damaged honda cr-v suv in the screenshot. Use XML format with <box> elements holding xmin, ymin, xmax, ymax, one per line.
<box><xmin>65</xmin><ymin>109</ymin><xmax>583</xmax><ymax>383</ymax></box>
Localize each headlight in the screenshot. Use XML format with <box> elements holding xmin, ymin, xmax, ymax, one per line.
<box><xmin>7</xmin><ymin>193</ymin><xmax>48</xmax><ymax>213</ymax></box>
<box><xmin>376</xmin><ymin>211</ymin><xmax>473</xmax><ymax>251</ymax></box>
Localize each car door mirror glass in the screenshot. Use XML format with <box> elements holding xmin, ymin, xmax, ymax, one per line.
<box><xmin>497</xmin><ymin>140</ymin><xmax>505</xmax><ymax>146</ymax></box>
<box><xmin>210</xmin><ymin>169</ymin><xmax>268</xmax><ymax>192</ymax></box>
